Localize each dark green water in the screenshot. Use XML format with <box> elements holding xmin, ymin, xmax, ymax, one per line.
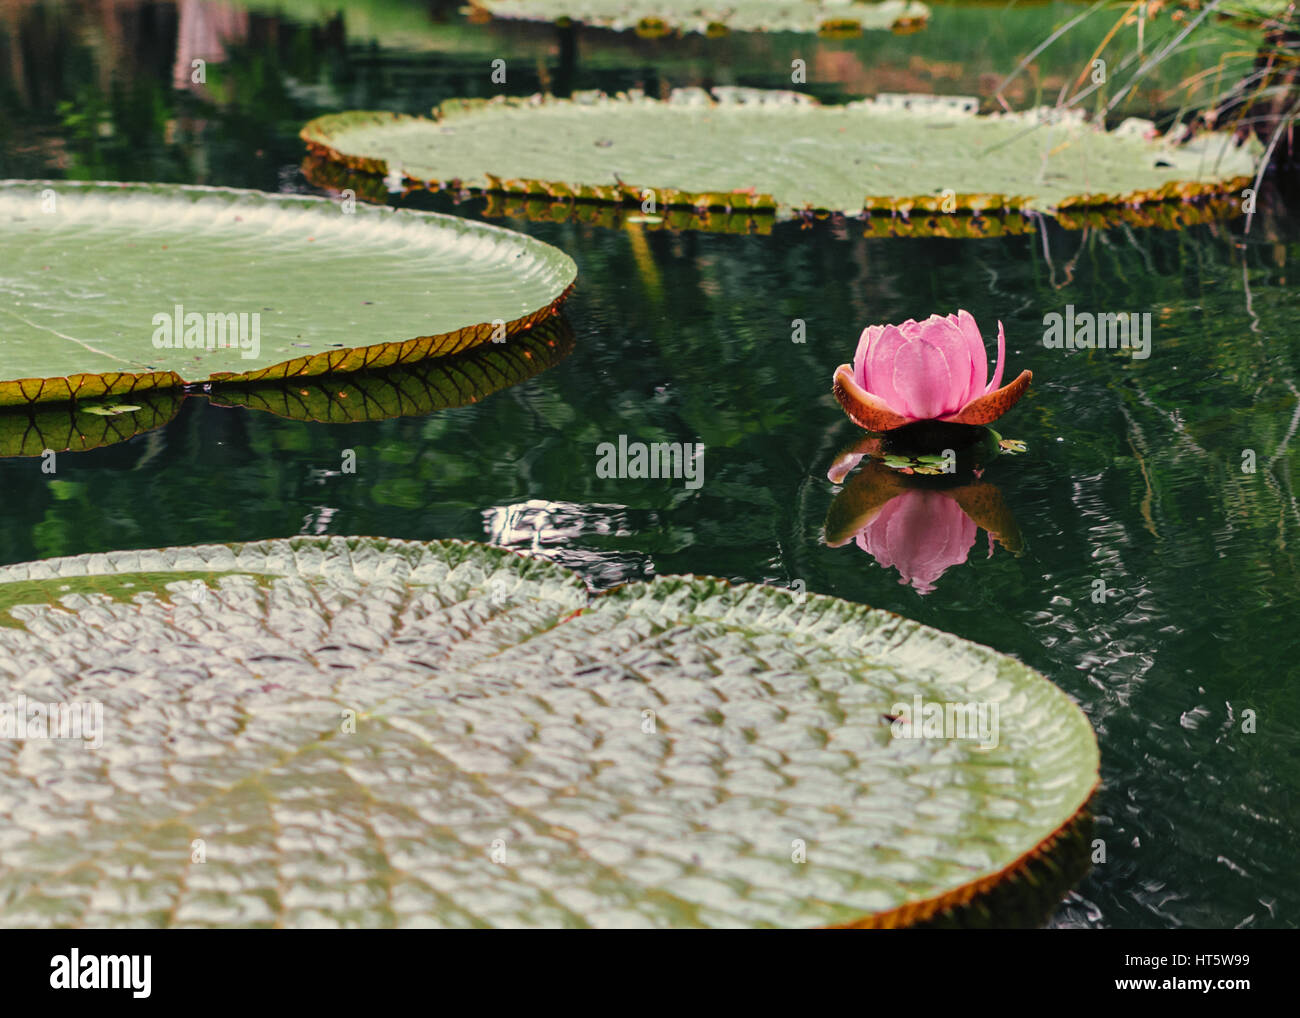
<box><xmin>1</xmin><ymin>0</ymin><xmax>1297</xmax><ymax>928</ymax></box>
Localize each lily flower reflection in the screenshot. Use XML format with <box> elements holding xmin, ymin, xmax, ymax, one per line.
<box><xmin>825</xmin><ymin>441</ymin><xmax>1021</xmax><ymax>595</ymax></box>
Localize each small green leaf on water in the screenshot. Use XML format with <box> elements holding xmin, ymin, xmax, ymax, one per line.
<box><xmin>80</xmin><ymin>404</ymin><xmax>142</xmax><ymax>416</ymax></box>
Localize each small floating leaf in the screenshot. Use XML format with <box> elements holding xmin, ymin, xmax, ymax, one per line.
<box><xmin>78</xmin><ymin>404</ymin><xmax>142</xmax><ymax>416</ymax></box>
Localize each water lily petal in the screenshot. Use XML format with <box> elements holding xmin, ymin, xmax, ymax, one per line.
<box><xmin>862</xmin><ymin>324</ymin><xmax>912</xmax><ymax>417</ymax></box>
<box><xmin>833</xmin><ymin>364</ymin><xmax>913</xmax><ymax>431</ymax></box>
<box><xmin>985</xmin><ymin>320</ymin><xmax>1007</xmax><ymax>393</ymax></box>
<box><xmin>926</xmin><ymin>314</ymin><xmax>979</xmax><ymax>411</ymax></box>
<box><xmin>827</xmin><ymin>435</ymin><xmax>885</xmax><ymax>485</ymax></box>
<box><xmin>823</xmin><ymin>462</ymin><xmax>909</xmax><ymax>544</ymax></box>
<box><xmin>836</xmin><ymin>313</ymin><xmax>1027</xmax><ymax>432</ymax></box>
<box><xmin>857</xmin><ymin>490</ymin><xmax>977</xmax><ymax>595</ymax></box>
<box><xmin>853</xmin><ymin>324</ymin><xmax>885</xmax><ymax>389</ymax></box>
<box><xmin>955</xmin><ymin>310</ymin><xmax>989</xmax><ymax>405</ymax></box>
<box><xmin>891</xmin><ymin>328</ymin><xmax>966</xmax><ymax>420</ymax></box>
<box><xmin>949</xmin><ymin>482</ymin><xmax>1024</xmax><ymax>554</ymax></box>
<box><xmin>828</xmin><ymin>451</ymin><xmax>867</xmax><ymax>485</ymax></box>
<box><xmin>897</xmin><ymin>317</ymin><xmax>925</xmax><ymax>340</ymax></box>
<box><xmin>942</xmin><ymin>368</ymin><xmax>1032</xmax><ymax>425</ymax></box>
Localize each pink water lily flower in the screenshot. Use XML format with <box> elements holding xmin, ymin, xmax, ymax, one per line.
<box><xmin>833</xmin><ymin>311</ymin><xmax>1032</xmax><ymax>431</ymax></box>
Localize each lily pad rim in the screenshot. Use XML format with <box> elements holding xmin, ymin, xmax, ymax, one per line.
<box><xmin>465</xmin><ymin>0</ymin><xmax>934</xmax><ymax>36</ymax></box>
<box><xmin>0</xmin><ymin>315</ymin><xmax>577</xmax><ymax>453</ymax></box>
<box><xmin>302</xmin><ymin>149</ymin><xmax>1251</xmax><ymax>238</ymax></box>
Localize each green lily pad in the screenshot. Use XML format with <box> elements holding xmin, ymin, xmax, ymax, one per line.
<box><xmin>0</xmin><ymin>537</ymin><xmax>1097</xmax><ymax>928</ymax></box>
<box><xmin>302</xmin><ymin>88</ymin><xmax>1260</xmax><ymax>225</ymax></box>
<box><xmin>207</xmin><ymin>315</ymin><xmax>575</xmax><ymax>423</ymax></box>
<box><xmin>0</xmin><ymin>181</ymin><xmax>577</xmax><ymax>406</ymax></box>
<box><xmin>468</xmin><ymin>0</ymin><xmax>930</xmax><ymax>35</ymax></box>
<box><xmin>0</xmin><ymin>391</ymin><xmax>182</xmax><ymax>458</ymax></box>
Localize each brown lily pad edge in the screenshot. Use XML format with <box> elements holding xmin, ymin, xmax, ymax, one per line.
<box><xmin>205</xmin><ymin>314</ymin><xmax>576</xmax><ymax>424</ymax></box>
<box><xmin>0</xmin><ymin>314</ymin><xmax>576</xmax><ymax>453</ymax></box>
<box><xmin>304</xmin><ymin>153</ymin><xmax>1246</xmax><ymax>238</ymax></box>
<box><xmin>844</xmin><ymin>801</ymin><xmax>1097</xmax><ymax>928</ymax></box>
<box><xmin>301</xmin><ymin>99</ymin><xmax>1256</xmax><ymax>238</ymax></box>
<box><xmin>0</xmin><ymin>293</ymin><xmax>574</xmax><ymax>411</ymax></box>
<box><xmin>463</xmin><ymin>4</ymin><xmax>931</xmax><ymax>37</ymax></box>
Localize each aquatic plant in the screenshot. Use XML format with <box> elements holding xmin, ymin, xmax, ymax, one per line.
<box><xmin>832</xmin><ymin>311</ymin><xmax>1032</xmax><ymax>431</ymax></box>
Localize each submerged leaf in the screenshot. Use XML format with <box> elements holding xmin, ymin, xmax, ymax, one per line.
<box><xmin>0</xmin><ymin>537</ymin><xmax>1097</xmax><ymax>928</ymax></box>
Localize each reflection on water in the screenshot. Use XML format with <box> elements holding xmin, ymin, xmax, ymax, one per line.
<box><xmin>0</xmin><ymin>316</ymin><xmax>574</xmax><ymax>454</ymax></box>
<box><xmin>0</xmin><ymin>390</ymin><xmax>183</xmax><ymax>456</ymax></box>
<box><xmin>173</xmin><ymin>0</ymin><xmax>247</xmax><ymax>92</ymax></box>
<box><xmin>1</xmin><ymin>0</ymin><xmax>1298</xmax><ymax>929</ymax></box>
<box><xmin>825</xmin><ymin>444</ymin><xmax>1022</xmax><ymax>595</ymax></box>
<box><xmin>206</xmin><ymin>314</ymin><xmax>577</xmax><ymax>422</ymax></box>
<box><xmin>483</xmin><ymin>498</ymin><xmax>657</xmax><ymax>589</ymax></box>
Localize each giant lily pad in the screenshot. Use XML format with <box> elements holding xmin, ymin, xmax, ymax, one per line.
<box><xmin>0</xmin><ymin>182</ymin><xmax>576</xmax><ymax>406</ymax></box>
<box><xmin>302</xmin><ymin>88</ymin><xmax>1260</xmax><ymax>226</ymax></box>
<box><xmin>0</xmin><ymin>537</ymin><xmax>1098</xmax><ymax>928</ymax></box>
<box><xmin>467</xmin><ymin>0</ymin><xmax>930</xmax><ymax>35</ymax></box>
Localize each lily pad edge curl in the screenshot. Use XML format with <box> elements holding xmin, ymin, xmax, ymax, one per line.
<box><xmin>300</xmin><ymin>87</ymin><xmax>1260</xmax><ymax>226</ymax></box>
<box><xmin>464</xmin><ymin>0</ymin><xmax>931</xmax><ymax>36</ymax></box>
<box><xmin>0</xmin><ymin>181</ymin><xmax>577</xmax><ymax>408</ymax></box>
<box><xmin>0</xmin><ymin>317</ymin><xmax>576</xmax><ymax>457</ymax></box>
<box><xmin>0</xmin><ymin>536</ymin><xmax>1100</xmax><ymax>929</ymax></box>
